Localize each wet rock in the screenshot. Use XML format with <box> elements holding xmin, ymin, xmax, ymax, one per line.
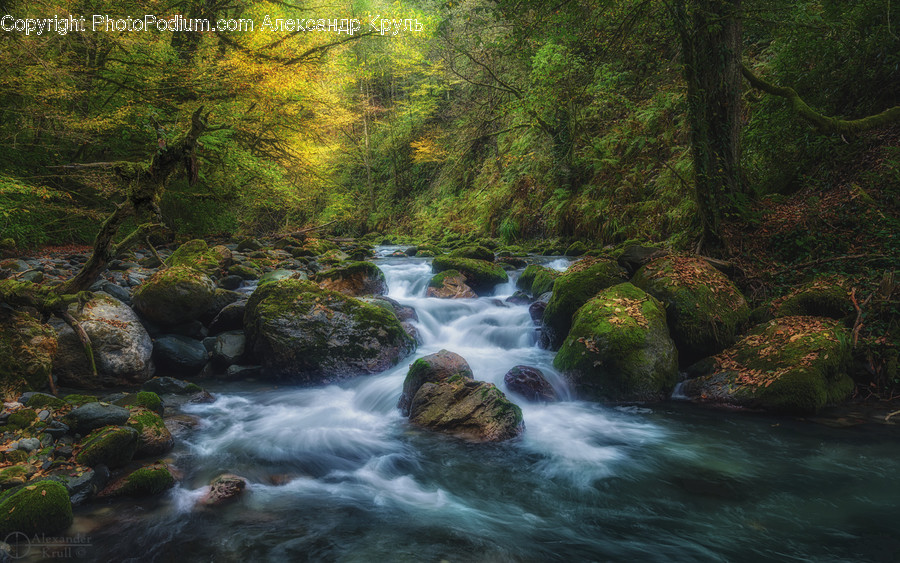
<box><xmin>65</xmin><ymin>403</ymin><xmax>130</xmax><ymax>435</ymax></box>
<box><xmin>517</xmin><ymin>265</ymin><xmax>559</xmax><ymax>297</ymax></box>
<box><xmin>152</xmin><ymin>335</ymin><xmax>209</xmax><ymax>376</ymax></box>
<box><xmin>409</xmin><ymin>379</ymin><xmax>524</xmax><ymax>442</ymax></box>
<box><xmin>243</xmin><ymin>279</ymin><xmax>415</xmax><ymax>382</ymax></box>
<box><xmin>554</xmin><ymin>283</ymin><xmax>678</xmax><ymax>402</ymax></box>
<box><xmin>75</xmin><ymin>426</ymin><xmax>139</xmax><ymax>468</ymax></box>
<box><xmin>505</xmin><ymin>291</ymin><xmax>531</xmax><ymax>305</ymax></box>
<box><xmin>431</xmin><ymin>256</ymin><xmax>507</xmax><ymax>296</ymax></box>
<box><xmin>48</xmin><ymin>466</ymin><xmax>109</xmax><ymax>505</ymax></box>
<box><xmin>212</xmin><ymin>331</ymin><xmax>246</xmax><ymax>367</ymax></box>
<box><xmin>616</xmin><ymin>245</ymin><xmax>668</xmax><ymax>276</ymax></box>
<box><xmin>126</xmin><ymin>408</ymin><xmax>174</xmax><ymax>457</ymax></box>
<box><xmin>141</xmin><ymin>376</ymin><xmax>203</xmax><ymax>395</ymax></box>
<box><xmin>225</xmin><ymin>365</ymin><xmax>262</xmax><ymax>380</ymax></box>
<box><xmin>426</xmin><ymin>270</ymin><xmax>476</xmax><ymax>299</ymax></box>
<box><xmin>679</xmin><ymin>316</ymin><xmax>854</xmax><ymax>413</ymax></box>
<box><xmin>504</xmin><ymin>366</ymin><xmax>558</xmax><ymax>402</ymax></box>
<box><xmin>199</xmin><ymin>473</ymin><xmax>247</xmax><ymax>506</ymax></box>
<box><xmin>99</xmin><ymin>463</ymin><xmax>175</xmax><ymax>498</ymax></box>
<box><xmin>208</xmin><ymin>300</ymin><xmax>248</xmax><ymax>335</ymax></box>
<box><xmin>448</xmin><ymin>245</ymin><xmax>494</xmax><ymax>261</ymax></box>
<box><xmin>218</xmin><ymin>274</ymin><xmax>244</xmax><ymax>291</ymax></box>
<box><xmin>397</xmin><ymin>350</ymin><xmax>474</xmax><ymax>416</ymax></box>
<box><xmin>53</xmin><ymin>292</ymin><xmax>155</xmax><ymax>388</ymax></box>
<box><xmin>315</xmin><ymin>261</ymin><xmax>387</xmax><ymax>296</ymax></box>
<box><xmin>132</xmin><ymin>266</ymin><xmax>217</xmax><ymax>327</ymax></box>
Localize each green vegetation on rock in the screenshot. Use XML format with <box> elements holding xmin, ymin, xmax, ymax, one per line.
<box><xmin>432</xmin><ymin>256</ymin><xmax>508</xmax><ymax>296</ymax></box>
<box><xmin>0</xmin><ymin>480</ymin><xmax>72</xmax><ymax>536</ymax></box>
<box><xmin>75</xmin><ymin>426</ymin><xmax>139</xmax><ymax>468</ymax></box>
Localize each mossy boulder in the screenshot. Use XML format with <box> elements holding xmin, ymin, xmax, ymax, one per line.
<box><xmin>75</xmin><ymin>426</ymin><xmax>139</xmax><ymax>468</ymax></box>
<box><xmin>564</xmin><ymin>241</ymin><xmax>588</xmax><ymax>257</ymax></box>
<box><xmin>24</xmin><ymin>392</ymin><xmax>65</xmax><ymax>409</ymax></box>
<box><xmin>632</xmin><ymin>255</ymin><xmax>750</xmax><ymax>365</ymax></box>
<box><xmin>53</xmin><ymin>292</ymin><xmax>154</xmax><ymax>388</ymax></box>
<box><xmin>680</xmin><ymin>316</ymin><xmax>854</xmax><ymax>413</ymax></box>
<box><xmin>426</xmin><ymin>270</ymin><xmax>476</xmax><ymax>299</ymax></box>
<box><xmin>315</xmin><ymin>261</ymin><xmax>387</xmax><ymax>297</ymax></box>
<box><xmin>243</xmin><ymin>279</ymin><xmax>416</xmax><ymax>382</ymax></box>
<box><xmin>448</xmin><ymin>245</ymin><xmax>494</xmax><ymax>262</ymax></box>
<box><xmin>166</xmin><ymin>239</ymin><xmax>230</xmax><ymax>275</ymax></box>
<box><xmin>772</xmin><ymin>277</ymin><xmax>854</xmax><ymax>321</ymax></box>
<box><xmin>409</xmin><ymin>379</ymin><xmax>524</xmax><ymax>442</ymax></box>
<box><xmin>431</xmin><ymin>256</ymin><xmax>508</xmax><ymax>296</ymax></box>
<box><xmin>65</xmin><ymin>402</ymin><xmax>130</xmax><ymax>434</ymax></box>
<box><xmin>228</xmin><ymin>263</ymin><xmax>261</xmax><ymax>280</ymax></box>
<box><xmin>303</xmin><ymin>239</ymin><xmax>340</xmax><ymax>255</ymax></box>
<box><xmin>0</xmin><ymin>464</ymin><xmax>37</xmax><ymax>490</ymax></box>
<box><xmin>0</xmin><ymin>480</ymin><xmax>72</xmax><ymax>536</ymax></box>
<box><xmin>554</xmin><ymin>283</ymin><xmax>678</xmax><ymax>402</ymax></box>
<box><xmin>542</xmin><ymin>258</ymin><xmax>628</xmax><ymax>349</ymax></box>
<box><xmin>99</xmin><ymin>462</ymin><xmax>175</xmax><ymax>498</ymax></box>
<box><xmin>397</xmin><ymin>350</ymin><xmax>474</xmax><ymax>416</ymax></box>
<box><xmin>114</xmin><ymin>391</ymin><xmax>164</xmax><ymax>415</ymax></box>
<box><xmin>0</xmin><ymin>308</ymin><xmax>56</xmax><ymax>399</ymax></box>
<box><xmin>516</xmin><ymin>265</ymin><xmax>559</xmax><ymax>297</ymax></box>
<box><xmin>126</xmin><ymin>408</ymin><xmax>174</xmax><ymax>457</ymax></box>
<box><xmin>133</xmin><ymin>266</ymin><xmax>217</xmax><ymax>326</ymax></box>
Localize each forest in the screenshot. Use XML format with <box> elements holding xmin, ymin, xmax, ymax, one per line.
<box><xmin>0</xmin><ymin>0</ymin><xmax>898</xmax><ymax>560</ymax></box>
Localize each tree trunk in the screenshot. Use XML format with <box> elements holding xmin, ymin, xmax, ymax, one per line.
<box><xmin>672</xmin><ymin>0</ymin><xmax>743</xmax><ymax>250</ymax></box>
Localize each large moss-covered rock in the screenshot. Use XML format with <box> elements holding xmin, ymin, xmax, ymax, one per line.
<box><xmin>397</xmin><ymin>350</ymin><xmax>474</xmax><ymax>416</ymax></box>
<box><xmin>166</xmin><ymin>239</ymin><xmax>231</xmax><ymax>275</ymax></box>
<box><xmin>431</xmin><ymin>256</ymin><xmax>508</xmax><ymax>296</ymax></box>
<box><xmin>53</xmin><ymin>292</ymin><xmax>154</xmax><ymax>388</ymax></box>
<box><xmin>542</xmin><ymin>258</ymin><xmax>628</xmax><ymax>349</ymax></box>
<box><xmin>0</xmin><ymin>480</ymin><xmax>72</xmax><ymax>536</ymax></box>
<box><xmin>315</xmin><ymin>261</ymin><xmax>387</xmax><ymax>296</ymax></box>
<box><xmin>632</xmin><ymin>255</ymin><xmax>750</xmax><ymax>365</ymax></box>
<box><xmin>680</xmin><ymin>316</ymin><xmax>854</xmax><ymax>413</ymax></box>
<box><xmin>564</xmin><ymin>241</ymin><xmax>588</xmax><ymax>257</ymax></box>
<box><xmin>448</xmin><ymin>245</ymin><xmax>494</xmax><ymax>262</ymax></box>
<box><xmin>516</xmin><ymin>265</ymin><xmax>559</xmax><ymax>297</ymax></box>
<box><xmin>409</xmin><ymin>379</ymin><xmax>524</xmax><ymax>442</ymax></box>
<box><xmin>554</xmin><ymin>283</ymin><xmax>678</xmax><ymax>402</ymax></box>
<box><xmin>99</xmin><ymin>462</ymin><xmax>175</xmax><ymax>498</ymax></box>
<box><xmin>772</xmin><ymin>277</ymin><xmax>854</xmax><ymax>321</ymax></box>
<box><xmin>133</xmin><ymin>266</ymin><xmax>216</xmax><ymax>326</ymax></box>
<box><xmin>126</xmin><ymin>408</ymin><xmax>174</xmax><ymax>457</ymax></box>
<box><xmin>65</xmin><ymin>402</ymin><xmax>130</xmax><ymax>434</ymax></box>
<box><xmin>0</xmin><ymin>308</ymin><xmax>56</xmax><ymax>399</ymax></box>
<box><xmin>244</xmin><ymin>279</ymin><xmax>415</xmax><ymax>382</ymax></box>
<box><xmin>75</xmin><ymin>426</ymin><xmax>139</xmax><ymax>468</ymax></box>
<box><xmin>426</xmin><ymin>270</ymin><xmax>476</xmax><ymax>299</ymax></box>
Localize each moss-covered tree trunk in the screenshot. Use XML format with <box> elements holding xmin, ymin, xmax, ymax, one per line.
<box><xmin>671</xmin><ymin>0</ymin><xmax>743</xmax><ymax>250</ymax></box>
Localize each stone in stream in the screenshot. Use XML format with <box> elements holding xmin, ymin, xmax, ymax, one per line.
<box><xmin>152</xmin><ymin>335</ymin><xmax>209</xmax><ymax>376</ymax></box>
<box><xmin>212</xmin><ymin>331</ymin><xmax>246</xmax><ymax>367</ymax></box>
<box><xmin>315</xmin><ymin>261</ymin><xmax>387</xmax><ymax>296</ymax></box>
<box><xmin>431</xmin><ymin>256</ymin><xmax>508</xmax><ymax>296</ymax></box>
<box><xmin>632</xmin><ymin>255</ymin><xmax>750</xmax><ymax>366</ymax></box>
<box><xmin>426</xmin><ymin>269</ymin><xmax>476</xmax><ymax>299</ymax></box>
<box><xmin>198</xmin><ymin>473</ymin><xmax>247</xmax><ymax>506</ymax></box>
<box><xmin>132</xmin><ymin>266</ymin><xmax>217</xmax><ymax>326</ymax></box>
<box><xmin>243</xmin><ymin>279</ymin><xmax>415</xmax><ymax>382</ymax></box>
<box><xmin>679</xmin><ymin>316</ymin><xmax>854</xmax><ymax>414</ymax></box>
<box><xmin>126</xmin><ymin>408</ymin><xmax>175</xmax><ymax>457</ymax></box>
<box><xmin>542</xmin><ymin>257</ymin><xmax>628</xmax><ymax>350</ymax></box>
<box><xmin>208</xmin><ymin>300</ymin><xmax>248</xmax><ymax>335</ymax></box>
<box><xmin>397</xmin><ymin>350</ymin><xmax>474</xmax><ymax>416</ymax></box>
<box><xmin>98</xmin><ymin>462</ymin><xmax>176</xmax><ymax>498</ymax></box>
<box><xmin>53</xmin><ymin>292</ymin><xmax>155</xmax><ymax>389</ymax></box>
<box><xmin>141</xmin><ymin>376</ymin><xmax>204</xmax><ymax>395</ymax></box>
<box><xmin>408</xmin><ymin>379</ymin><xmax>524</xmax><ymax>442</ymax></box>
<box><xmin>554</xmin><ymin>283</ymin><xmax>679</xmax><ymax>402</ymax></box>
<box><xmin>503</xmin><ymin>365</ymin><xmax>558</xmax><ymax>402</ymax></box>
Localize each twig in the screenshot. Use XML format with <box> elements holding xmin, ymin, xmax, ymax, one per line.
<box><xmin>849</xmin><ymin>287</ymin><xmax>874</xmax><ymax>347</ymax></box>
<box><xmin>145</xmin><ymin>236</ymin><xmax>168</xmax><ymax>270</ymax></box>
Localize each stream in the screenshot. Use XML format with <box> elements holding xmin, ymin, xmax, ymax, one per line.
<box><xmin>70</xmin><ymin>249</ymin><xmax>900</xmax><ymax>562</ymax></box>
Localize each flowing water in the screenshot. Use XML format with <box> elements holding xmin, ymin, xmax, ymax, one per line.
<box><xmin>71</xmin><ymin>250</ymin><xmax>900</xmax><ymax>562</ymax></box>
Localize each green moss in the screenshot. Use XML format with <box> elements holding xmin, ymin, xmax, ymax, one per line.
<box><xmin>632</xmin><ymin>255</ymin><xmax>750</xmax><ymax>365</ymax></box>
<box><xmin>132</xmin><ymin>391</ymin><xmax>164</xmax><ymax>415</ymax></box>
<box><xmin>773</xmin><ymin>277</ymin><xmax>854</xmax><ymax>321</ymax></box>
<box><xmin>228</xmin><ymin>263</ymin><xmax>261</xmax><ymax>280</ymax></box>
<box><xmin>75</xmin><ymin>426</ymin><xmax>139</xmax><ymax>468</ymax></box>
<box><xmin>63</xmin><ymin>394</ymin><xmax>99</xmax><ymax>406</ymax></box>
<box><xmin>0</xmin><ymin>308</ymin><xmax>57</xmax><ymax>399</ymax></box>
<box><xmin>554</xmin><ymin>283</ymin><xmax>678</xmax><ymax>401</ymax></box>
<box><xmin>7</xmin><ymin>409</ymin><xmax>37</xmax><ymax>430</ymax></box>
<box><xmin>132</xmin><ymin>266</ymin><xmax>216</xmax><ymax>326</ymax></box>
<box><xmin>543</xmin><ymin>258</ymin><xmax>627</xmax><ymax>348</ymax></box>
<box><xmin>166</xmin><ymin>239</ymin><xmax>225</xmax><ymax>274</ymax></box>
<box><xmin>428</xmin><ymin>269</ymin><xmax>463</xmax><ymax>288</ymax></box>
<box><xmin>0</xmin><ymin>464</ymin><xmax>35</xmax><ymax>489</ymax></box>
<box><xmin>431</xmin><ymin>256</ymin><xmax>507</xmax><ymax>295</ymax></box>
<box><xmin>118</xmin><ymin>464</ymin><xmax>176</xmax><ymax>497</ymax></box>
<box><xmin>25</xmin><ymin>393</ymin><xmax>66</xmax><ymax>409</ymax></box>
<box><xmin>0</xmin><ymin>480</ymin><xmax>72</xmax><ymax>536</ymax></box>
<box><xmin>564</xmin><ymin>241</ymin><xmax>588</xmax><ymax>256</ymax></box>
<box><xmin>185</xmin><ymin>383</ymin><xmax>203</xmax><ymax>393</ymax></box>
